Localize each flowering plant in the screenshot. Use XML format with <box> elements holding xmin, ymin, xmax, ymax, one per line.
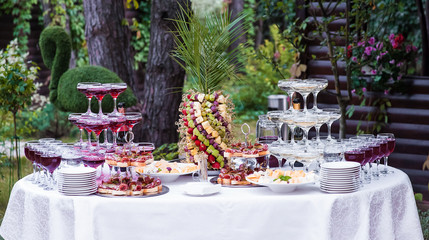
<box><xmin>347</xmin><ymin>34</ymin><xmax>417</xmax><ymax>133</ymax></box>
<box><xmin>0</xmin><ymin>39</ymin><xmax>40</xmax><ymax>114</ymax></box>
<box><xmin>348</xmin><ymin>33</ymin><xmax>417</xmax><ymax>95</ymax></box>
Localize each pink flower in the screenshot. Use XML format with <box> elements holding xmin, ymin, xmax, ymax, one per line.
<box><xmin>389</xmin><ymin>59</ymin><xmax>395</xmax><ymax>64</ymax></box>
<box><xmin>406</xmin><ymin>45</ymin><xmax>412</xmax><ymax>53</ymax></box>
<box><xmin>376</xmin><ymin>42</ymin><xmax>383</xmax><ymax>50</ymax></box>
<box><xmin>389</xmin><ymin>33</ymin><xmax>395</xmax><ymax>42</ymax></box>
<box><xmin>371</xmin><ymin>69</ymin><xmax>377</xmax><ymax>75</ymax></box>
<box><xmin>362</xmin><ymin>87</ymin><xmax>367</xmax><ymax>92</ymax></box>
<box><xmin>351</xmin><ymin>89</ymin><xmax>356</xmax><ymax>94</ymax></box>
<box><xmin>376</xmin><ymin>55</ymin><xmax>381</xmax><ymax>61</ymax></box>
<box><xmin>380</xmin><ymin>51</ymin><xmax>388</xmax><ymax>56</ymax></box>
<box><xmin>368</xmin><ymin>37</ymin><xmax>375</xmax><ymax>45</ymax></box>
<box><xmin>352</xmin><ymin>56</ymin><xmax>357</xmax><ymax>62</ymax></box>
<box><xmin>396</xmin><ymin>62</ymin><xmax>403</xmax><ymax>67</ymax></box>
<box><xmin>412</xmin><ymin>46</ymin><xmax>417</xmax><ymax>52</ymax></box>
<box><xmin>364</xmin><ymin>46</ymin><xmax>375</xmax><ymax>56</ymax></box>
<box><xmin>274</xmin><ymin>51</ymin><xmax>280</xmax><ymax>60</ymax></box>
<box><xmin>397</xmin><ymin>75</ymin><xmax>402</xmax><ymax>80</ymax></box>
<box><xmin>357</xmin><ymin>41</ymin><xmax>365</xmax><ymax>47</ymax></box>
<box><xmin>384</xmin><ymin>89</ymin><xmax>389</xmax><ymax>95</ymax></box>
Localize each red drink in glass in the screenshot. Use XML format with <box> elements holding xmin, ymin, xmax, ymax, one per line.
<box><xmin>258</xmin><ymin>136</ymin><xmax>278</xmax><ymax>144</ymax></box>
<box><xmin>344</xmin><ymin>150</ymin><xmax>365</xmax><ymax>165</ymax></box>
<box><xmin>89</xmin><ymin>86</ymin><xmax>110</xmax><ymax>101</ymax></box>
<box><xmin>77</xmin><ymin>86</ymin><xmax>93</xmax><ymax>98</ymax></box>
<box><xmin>387</xmin><ymin>139</ymin><xmax>395</xmax><ymax>154</ymax></box>
<box><xmin>362</xmin><ymin>147</ymin><xmax>373</xmax><ymax>165</ymax></box>
<box><xmin>82</xmin><ymin>154</ymin><xmax>105</xmax><ymax>168</ymax></box>
<box><xmin>125</xmin><ymin>118</ymin><xmax>142</xmax><ymax>129</ymax></box>
<box><xmin>41</xmin><ymin>154</ymin><xmax>61</xmax><ymax>173</ymax></box>
<box><xmin>86</xmin><ymin>122</ymin><xmax>109</xmax><ymax>135</ymax></box>
<box><xmin>379</xmin><ymin>141</ymin><xmax>388</xmax><ymax>157</ymax></box>
<box><xmin>24</xmin><ymin>147</ymin><xmax>33</xmax><ymax>162</ymax></box>
<box><xmin>109</xmin><ymin>117</ymin><xmax>126</xmax><ymax>133</ymax></box>
<box><xmin>109</xmin><ymin>85</ymin><xmax>127</xmax><ymax>98</ymax></box>
<box><xmin>370</xmin><ymin>144</ymin><xmax>380</xmax><ymax>163</ymax></box>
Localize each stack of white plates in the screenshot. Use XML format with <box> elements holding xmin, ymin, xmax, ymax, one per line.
<box><xmin>319</xmin><ymin>162</ymin><xmax>360</xmax><ymax>194</ymax></box>
<box><xmin>57</xmin><ymin>167</ymin><xmax>97</xmax><ymax>196</ymax></box>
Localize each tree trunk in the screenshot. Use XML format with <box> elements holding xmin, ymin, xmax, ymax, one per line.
<box><xmin>83</xmin><ymin>0</ymin><xmax>135</xmax><ymax>93</ymax></box>
<box><xmin>228</xmin><ymin>0</ymin><xmax>246</xmax><ymax>52</ymax></box>
<box><xmin>417</xmin><ymin>0</ymin><xmax>429</xmax><ymax>76</ymax></box>
<box><xmin>136</xmin><ymin>0</ymin><xmax>188</xmax><ymax>147</ymax></box>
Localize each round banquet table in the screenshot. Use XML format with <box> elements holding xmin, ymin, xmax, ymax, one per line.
<box><xmin>0</xmin><ymin>166</ymin><xmax>423</xmax><ymax>240</ymax></box>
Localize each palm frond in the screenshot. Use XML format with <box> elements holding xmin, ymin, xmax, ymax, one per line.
<box><xmin>171</xmin><ymin>4</ymin><xmax>248</xmax><ymax>94</ymax></box>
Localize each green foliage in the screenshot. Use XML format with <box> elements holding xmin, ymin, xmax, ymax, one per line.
<box><xmin>128</xmin><ymin>0</ymin><xmax>151</xmax><ymax>69</ymax></box>
<box><xmin>419</xmin><ymin>209</ymin><xmax>429</xmax><ymax>240</ymax></box>
<box><xmin>256</xmin><ymin>0</ymin><xmax>296</xmax><ymax>39</ymax></box>
<box><xmin>0</xmin><ymin>39</ymin><xmax>40</xmax><ymax>115</ymax></box>
<box><xmin>0</xmin><ymin>0</ymin><xmax>39</xmax><ymax>51</ymax></box>
<box><xmin>152</xmin><ymin>143</ymin><xmax>179</xmax><ymax>161</ymax></box>
<box><xmin>226</xmin><ymin>25</ymin><xmax>294</xmax><ymax>122</ymax></box>
<box><xmin>39</xmin><ymin>26</ymin><xmax>137</xmax><ymax>113</ymax></box>
<box><xmin>171</xmin><ymin>5</ymin><xmax>248</xmax><ymax>94</ymax></box>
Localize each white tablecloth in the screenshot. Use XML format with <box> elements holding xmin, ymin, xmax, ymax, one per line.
<box><xmin>0</xmin><ymin>167</ymin><xmax>423</xmax><ymax>240</ymax></box>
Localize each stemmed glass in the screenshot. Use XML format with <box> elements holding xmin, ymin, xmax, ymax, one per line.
<box><xmin>294</xmin><ymin>147</ymin><xmax>319</xmax><ymax>172</ymax></box>
<box><xmin>292</xmin><ymin>80</ymin><xmax>319</xmax><ymax>112</ymax></box>
<box><xmin>308</xmin><ymin>78</ymin><xmax>328</xmax><ymax>112</ymax></box>
<box><xmin>77</xmin><ymin>82</ymin><xmax>101</xmax><ymax>116</ymax></box>
<box><xmin>68</xmin><ymin>113</ymin><xmax>86</xmax><ymax>147</ymax></box>
<box><xmin>293</xmin><ymin>111</ymin><xmax>317</xmax><ymax>146</ymax></box>
<box><xmin>24</xmin><ymin>140</ymin><xmax>39</xmax><ymax>181</ymax></box>
<box><xmin>77</xmin><ymin>116</ymin><xmax>93</xmax><ymax>149</ymax></box>
<box><xmin>279</xmin><ymin>110</ymin><xmax>296</xmax><ymax>143</ymax></box>
<box><xmin>83</xmin><ymin>116</ymin><xmax>110</xmax><ymax>151</ymax></box>
<box><xmin>124</xmin><ymin>112</ymin><xmax>143</xmax><ymax>144</ymax></box>
<box><xmin>87</xmin><ymin>83</ymin><xmax>111</xmax><ymax>117</ymax></box>
<box><xmin>324</xmin><ymin>108</ymin><xmax>341</xmax><ymax>141</ymax></box>
<box><xmin>108</xmin><ymin>115</ymin><xmax>126</xmax><ymax>148</ymax></box>
<box><xmin>39</xmin><ymin>146</ymin><xmax>62</xmax><ymax>190</ymax></box>
<box><xmin>313</xmin><ymin>110</ymin><xmax>330</xmax><ymax>143</ymax></box>
<box><xmin>108</xmin><ymin>83</ymin><xmax>128</xmax><ymax>116</ymax></box>
<box><xmin>278</xmin><ymin>79</ymin><xmax>299</xmax><ymax>110</ymax></box>
<box><xmin>368</xmin><ymin>139</ymin><xmax>382</xmax><ymax>180</ymax></box>
<box><xmin>267</xmin><ymin>111</ymin><xmax>284</xmax><ymax>143</ymax></box>
<box><xmin>377</xmin><ymin>133</ymin><xmax>395</xmax><ymax>174</ymax></box>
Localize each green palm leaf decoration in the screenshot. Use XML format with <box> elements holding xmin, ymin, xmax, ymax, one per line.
<box><xmin>171</xmin><ymin>5</ymin><xmax>247</xmax><ymax>93</ymax></box>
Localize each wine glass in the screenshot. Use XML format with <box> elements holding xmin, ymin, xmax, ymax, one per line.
<box><xmin>308</xmin><ymin>78</ymin><xmax>328</xmax><ymax>112</ymax></box>
<box><xmin>278</xmin><ymin>79</ymin><xmax>299</xmax><ymax>110</ymax></box>
<box><xmin>24</xmin><ymin>140</ymin><xmax>39</xmax><ymax>182</ymax></box>
<box><xmin>292</xmin><ymin>80</ymin><xmax>319</xmax><ymax>112</ymax></box>
<box><xmin>377</xmin><ymin>133</ymin><xmax>395</xmax><ymax>174</ymax></box>
<box><xmin>368</xmin><ymin>139</ymin><xmax>382</xmax><ymax>180</ymax></box>
<box><xmin>294</xmin><ymin>148</ymin><xmax>319</xmax><ymax>172</ymax></box>
<box><xmin>83</xmin><ymin>116</ymin><xmax>110</xmax><ymax>151</ymax></box>
<box><xmin>344</xmin><ymin>140</ymin><xmax>365</xmax><ymax>185</ymax></box>
<box><xmin>108</xmin><ymin>82</ymin><xmax>128</xmax><ymax>116</ymax></box>
<box><xmin>77</xmin><ymin>82</ymin><xmax>101</xmax><ymax>116</ymax></box>
<box><xmin>268</xmin><ymin>142</ymin><xmax>290</xmax><ymax>169</ymax></box>
<box><xmin>293</xmin><ymin>111</ymin><xmax>317</xmax><ymax>146</ymax></box>
<box><xmin>324</xmin><ymin>108</ymin><xmax>341</xmax><ymax>141</ymax></box>
<box><xmin>82</xmin><ymin>151</ymin><xmax>106</xmax><ymax>182</ymax></box>
<box><xmin>107</xmin><ymin>115</ymin><xmax>126</xmax><ymax>148</ymax></box>
<box><xmin>68</xmin><ymin>113</ymin><xmax>86</xmax><ymax>147</ymax></box>
<box><xmin>267</xmin><ymin>111</ymin><xmax>284</xmax><ymax>143</ymax></box>
<box><xmin>124</xmin><ymin>112</ymin><xmax>143</xmax><ymax>144</ymax></box>
<box><xmin>39</xmin><ymin>146</ymin><xmax>62</xmax><ymax>190</ymax></box>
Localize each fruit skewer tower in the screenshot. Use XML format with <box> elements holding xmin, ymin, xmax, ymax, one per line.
<box><xmin>172</xmin><ymin>6</ymin><xmax>246</xmax><ymax>169</ymax></box>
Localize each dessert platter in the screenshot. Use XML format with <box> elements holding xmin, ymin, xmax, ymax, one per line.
<box><xmin>212</xmin><ymin>163</ymin><xmax>261</xmax><ymax>187</ymax></box>
<box><xmin>97</xmin><ymin>175</ymin><xmax>168</xmax><ymax>197</ymax></box>
<box><xmin>224</xmin><ymin>142</ymin><xmax>269</xmax><ymax>158</ymax></box>
<box><xmin>246</xmin><ymin>169</ymin><xmax>317</xmax><ymax>193</ymax></box>
<box><xmin>105</xmin><ymin>144</ymin><xmax>155</xmax><ymax>167</ymax></box>
<box><xmin>135</xmin><ymin>159</ymin><xmax>199</xmax><ymax>182</ymax></box>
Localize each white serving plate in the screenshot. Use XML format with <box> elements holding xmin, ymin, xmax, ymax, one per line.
<box><xmin>58</xmin><ymin>167</ymin><xmax>96</xmax><ymax>175</ymax></box>
<box><xmin>246</xmin><ymin>177</ymin><xmax>315</xmax><ymax>193</ymax></box>
<box><xmin>183</xmin><ymin>182</ymin><xmax>221</xmax><ymax>196</ymax></box>
<box><xmin>146</xmin><ymin>171</ymin><xmax>198</xmax><ymax>183</ymax></box>
<box><xmin>321</xmin><ymin>162</ymin><xmax>360</xmax><ymax>169</ymax></box>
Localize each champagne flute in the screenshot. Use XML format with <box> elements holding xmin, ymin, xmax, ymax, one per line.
<box><xmin>377</xmin><ymin>133</ymin><xmax>395</xmax><ymax>174</ymax></box>
<box><xmin>278</xmin><ymin>79</ymin><xmax>299</xmax><ymax>110</ymax></box>
<box><xmin>77</xmin><ymin>82</ymin><xmax>101</xmax><ymax>116</ymax></box>
<box><xmin>108</xmin><ymin>82</ymin><xmax>128</xmax><ymax>116</ymax></box>
<box><xmin>308</xmin><ymin>78</ymin><xmax>328</xmax><ymax>112</ymax></box>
